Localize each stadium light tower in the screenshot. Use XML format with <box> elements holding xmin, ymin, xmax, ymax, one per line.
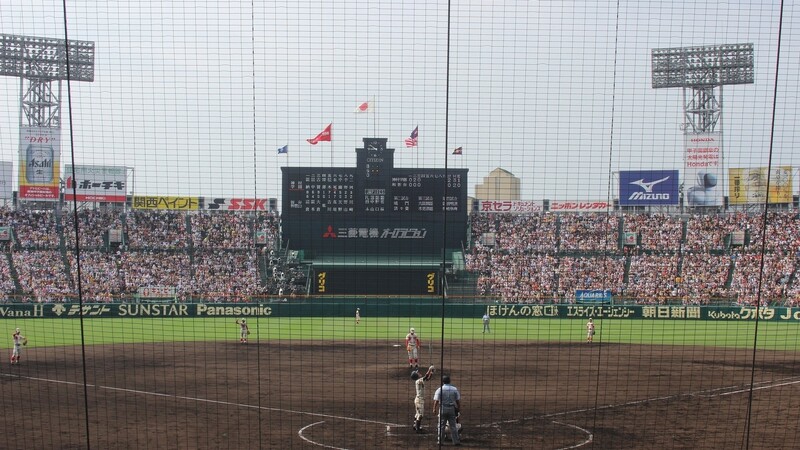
<box><xmin>0</xmin><ymin>33</ymin><xmax>95</xmax><ymax>127</ymax></box>
<box><xmin>0</xmin><ymin>33</ymin><xmax>94</xmax><ymax>202</ymax></box>
<box><xmin>651</xmin><ymin>43</ymin><xmax>754</xmax><ymax>208</ymax></box>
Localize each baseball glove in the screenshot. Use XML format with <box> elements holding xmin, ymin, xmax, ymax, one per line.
<box><xmin>247</xmin><ymin>330</ymin><xmax>251</xmax><ymax>335</ymax></box>
<box><xmin>22</xmin><ymin>337</ymin><xmax>28</xmax><ymax>346</ymax></box>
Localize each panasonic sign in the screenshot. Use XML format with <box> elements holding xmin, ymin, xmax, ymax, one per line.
<box><xmin>619</xmin><ymin>170</ymin><xmax>680</xmax><ymax>206</ymax></box>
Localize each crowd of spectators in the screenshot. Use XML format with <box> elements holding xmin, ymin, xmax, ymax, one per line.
<box><xmin>679</xmin><ymin>254</ymin><xmax>731</xmax><ymax>304</ymax></box>
<box><xmin>12</xmin><ymin>250</ymin><xmax>73</xmax><ymax>301</ymax></box>
<box><xmin>624</xmin><ymin>254</ymin><xmax>680</xmax><ymax>303</ymax></box>
<box><xmin>8</xmin><ymin>209</ymin><xmax>61</xmax><ymax>249</ymax></box>
<box><xmin>2</xmin><ymin>207</ymin><xmax>800</xmax><ymax>305</ymax></box>
<box><xmin>729</xmin><ymin>251</ymin><xmax>795</xmax><ymax>306</ymax></box>
<box><xmin>62</xmin><ymin>209</ymin><xmax>124</xmax><ymax>249</ymax></box>
<box><xmin>467</xmin><ymin>210</ymin><xmax>800</xmax><ymax>305</ymax></box>
<box><xmin>623</xmin><ymin>213</ymin><xmax>683</xmax><ymax>250</ymax></box>
<box><xmin>0</xmin><ymin>254</ymin><xmax>15</xmax><ymax>295</ymax></box>
<box><xmin>190</xmin><ymin>213</ymin><xmax>253</xmax><ymax>249</ymax></box>
<box><xmin>0</xmin><ymin>208</ymin><xmax>286</xmax><ymax>302</ymax></box>
<box><xmin>190</xmin><ymin>250</ymin><xmax>263</xmax><ymax>300</ymax></box>
<box><xmin>126</xmin><ymin>210</ymin><xmax>191</xmax><ymax>249</ymax></box>
<box><xmin>558</xmin><ymin>214</ymin><xmax>619</xmax><ymax>251</ymax></box>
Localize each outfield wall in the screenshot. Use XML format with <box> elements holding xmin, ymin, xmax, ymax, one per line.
<box><xmin>1</xmin><ymin>302</ymin><xmax>800</xmax><ymax>322</ymax></box>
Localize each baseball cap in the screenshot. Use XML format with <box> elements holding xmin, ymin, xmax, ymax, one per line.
<box><xmin>410</xmin><ymin>327</ymin><xmax>415</xmax><ymax>333</ymax></box>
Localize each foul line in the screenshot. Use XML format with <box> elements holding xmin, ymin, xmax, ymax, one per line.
<box><xmin>0</xmin><ymin>372</ymin><xmax>403</xmax><ymax>427</ymax></box>
<box><xmin>7</xmin><ymin>371</ymin><xmax>798</xmax><ymax>450</ymax></box>
<box><xmin>476</xmin><ymin>375</ymin><xmax>800</xmax><ymax>427</ymax></box>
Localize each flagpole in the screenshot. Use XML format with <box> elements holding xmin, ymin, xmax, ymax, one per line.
<box><xmin>416</xmin><ymin>122</ymin><xmax>419</xmax><ymax>169</ymax></box>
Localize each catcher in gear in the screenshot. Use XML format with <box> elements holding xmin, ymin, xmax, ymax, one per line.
<box><xmin>10</xmin><ymin>328</ymin><xmax>25</xmax><ymax>365</ymax></box>
<box><xmin>236</xmin><ymin>319</ymin><xmax>250</xmax><ymax>343</ymax></box>
<box><xmin>410</xmin><ymin>365</ymin><xmax>435</xmax><ymax>432</ymax></box>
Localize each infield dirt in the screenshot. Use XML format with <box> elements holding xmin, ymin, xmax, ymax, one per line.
<box><xmin>2</xmin><ymin>339</ymin><xmax>799</xmax><ymax>449</ymax></box>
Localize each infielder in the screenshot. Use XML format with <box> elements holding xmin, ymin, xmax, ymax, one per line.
<box><xmin>586</xmin><ymin>318</ymin><xmax>595</xmax><ymax>343</ymax></box>
<box><xmin>410</xmin><ymin>365</ymin><xmax>435</xmax><ymax>432</ymax></box>
<box><xmin>482</xmin><ymin>313</ymin><xmax>491</xmax><ymax>333</ymax></box>
<box><xmin>236</xmin><ymin>319</ymin><xmax>250</xmax><ymax>343</ymax></box>
<box><xmin>10</xmin><ymin>328</ymin><xmax>26</xmax><ymax>365</ymax></box>
<box><xmin>406</xmin><ymin>327</ymin><xmax>421</xmax><ymax>369</ymax></box>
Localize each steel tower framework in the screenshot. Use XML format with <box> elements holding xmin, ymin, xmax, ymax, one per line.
<box><xmin>651</xmin><ymin>43</ymin><xmax>754</xmax><ymax>134</ymax></box>
<box><xmin>0</xmin><ymin>33</ymin><xmax>95</xmax><ymax>128</ymax></box>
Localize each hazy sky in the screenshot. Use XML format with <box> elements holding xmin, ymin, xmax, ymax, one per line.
<box><xmin>0</xmin><ymin>0</ymin><xmax>797</xmax><ymax>208</ymax></box>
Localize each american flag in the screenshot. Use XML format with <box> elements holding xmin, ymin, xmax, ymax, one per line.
<box><xmin>404</xmin><ymin>126</ymin><xmax>418</xmax><ymax>147</ymax></box>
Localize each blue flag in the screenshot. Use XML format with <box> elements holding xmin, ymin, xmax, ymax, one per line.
<box><xmin>277</xmin><ymin>145</ymin><xmax>288</xmax><ymax>154</ymax></box>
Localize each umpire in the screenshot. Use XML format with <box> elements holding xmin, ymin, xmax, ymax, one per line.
<box><xmin>433</xmin><ymin>375</ymin><xmax>461</xmax><ymax>446</ymax></box>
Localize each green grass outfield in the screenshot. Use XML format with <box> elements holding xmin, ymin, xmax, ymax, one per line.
<box><xmin>2</xmin><ymin>317</ymin><xmax>800</xmax><ymax>352</ymax></box>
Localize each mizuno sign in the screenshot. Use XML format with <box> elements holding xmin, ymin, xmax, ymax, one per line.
<box><xmin>619</xmin><ymin>170</ymin><xmax>680</xmax><ymax>206</ymax></box>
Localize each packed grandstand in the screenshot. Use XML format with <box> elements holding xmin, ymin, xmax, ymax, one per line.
<box><xmin>0</xmin><ymin>206</ymin><xmax>798</xmax><ymax>306</ymax></box>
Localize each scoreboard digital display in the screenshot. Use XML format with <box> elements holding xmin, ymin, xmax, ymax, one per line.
<box><xmin>281</xmin><ymin>168</ymin><xmax>467</xmax><ymax>216</ymax></box>
<box><xmin>390</xmin><ymin>170</ymin><xmax>465</xmax><ymax>214</ymax></box>
<box><xmin>281</xmin><ymin>137</ymin><xmax>468</xmax><ymax>256</ymax></box>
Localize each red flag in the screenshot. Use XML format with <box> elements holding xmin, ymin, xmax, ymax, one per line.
<box><xmin>307</xmin><ymin>124</ymin><xmax>332</xmax><ymax>145</ymax></box>
<box><xmin>452</xmin><ymin>147</ymin><xmax>462</xmax><ymax>155</ymax></box>
<box><xmin>355</xmin><ymin>101</ymin><xmax>371</xmax><ymax>113</ymax></box>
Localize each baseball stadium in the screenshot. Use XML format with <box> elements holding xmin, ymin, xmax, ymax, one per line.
<box><xmin>2</xmin><ymin>2</ymin><xmax>800</xmax><ymax>449</ymax></box>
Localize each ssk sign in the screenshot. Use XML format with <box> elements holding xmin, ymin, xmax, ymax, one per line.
<box><xmin>619</xmin><ymin>170</ymin><xmax>679</xmax><ymax>206</ymax></box>
<box><xmin>205</xmin><ymin>198</ymin><xmax>268</xmax><ymax>211</ymax></box>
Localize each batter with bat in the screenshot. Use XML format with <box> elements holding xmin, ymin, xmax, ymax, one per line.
<box><xmin>410</xmin><ymin>365</ymin><xmax>435</xmax><ymax>432</ymax></box>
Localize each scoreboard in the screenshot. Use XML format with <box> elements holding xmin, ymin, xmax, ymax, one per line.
<box><xmin>281</xmin><ymin>137</ymin><xmax>468</xmax><ymax>256</ymax></box>
<box><xmin>281</xmin><ymin>168</ymin><xmax>466</xmax><ymax>216</ymax></box>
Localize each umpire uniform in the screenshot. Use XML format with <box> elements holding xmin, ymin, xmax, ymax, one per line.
<box><xmin>433</xmin><ymin>375</ymin><xmax>461</xmax><ymax>445</ymax></box>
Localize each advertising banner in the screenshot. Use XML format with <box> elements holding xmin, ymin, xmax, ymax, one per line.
<box><xmin>729</xmin><ymin>166</ymin><xmax>793</xmax><ymax>205</ymax></box>
<box><xmin>0</xmin><ymin>161</ymin><xmax>11</xmax><ymax>199</ymax></box>
<box><xmin>549</xmin><ymin>201</ymin><xmax>611</xmax><ymax>212</ymax></box>
<box><xmin>64</xmin><ymin>165</ymin><xmax>127</xmax><ymax>202</ymax></box>
<box><xmin>132</xmin><ymin>195</ymin><xmax>199</xmax><ymax>210</ymax></box>
<box><xmin>204</xmin><ymin>197</ymin><xmax>269</xmax><ymax>211</ymax></box>
<box><xmin>478</xmin><ymin>200</ymin><xmax>543</xmax><ymax>213</ymax></box>
<box><xmin>4</xmin><ymin>302</ymin><xmax>800</xmax><ymax>323</ymax></box>
<box><xmin>18</xmin><ymin>126</ymin><xmax>60</xmax><ymax>200</ymax></box>
<box><xmin>685</xmin><ymin>133</ymin><xmax>722</xmax><ymax>207</ymax></box>
<box><xmin>619</xmin><ymin>170</ymin><xmax>679</xmax><ymax>206</ymax></box>
<box><xmin>575</xmin><ymin>289</ymin><xmax>613</xmax><ymax>304</ymax></box>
